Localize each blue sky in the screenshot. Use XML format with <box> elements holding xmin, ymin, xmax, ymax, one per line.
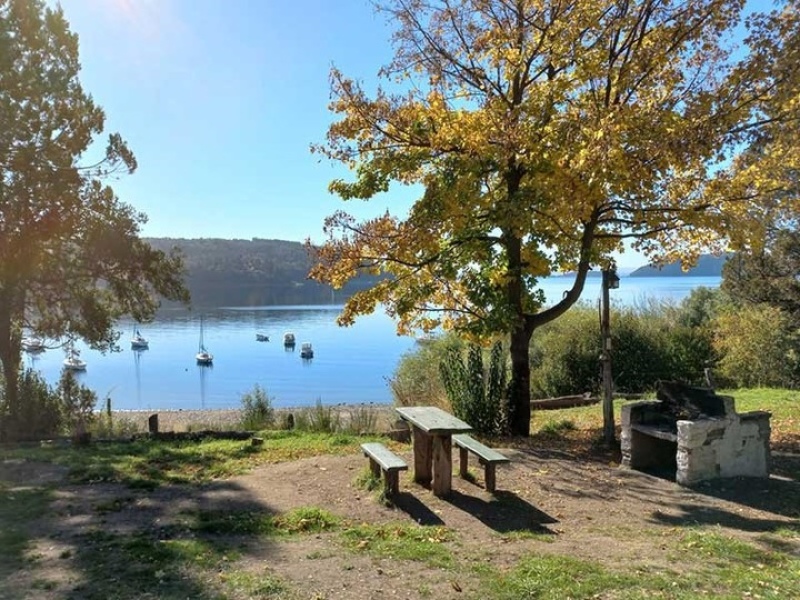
<box><xmin>55</xmin><ymin>0</ymin><xmax>685</xmax><ymax>269</ymax></box>
<box><xmin>58</xmin><ymin>0</ymin><xmax>414</xmax><ymax>243</ymax></box>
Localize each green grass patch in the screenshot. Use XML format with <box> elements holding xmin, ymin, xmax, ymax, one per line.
<box><xmin>218</xmin><ymin>569</ymin><xmax>286</xmax><ymax>598</ymax></box>
<box><xmin>0</xmin><ymin>431</ymin><xmax>386</xmax><ymax>489</ymax></box>
<box><xmin>483</xmin><ymin>553</ymin><xmax>631</xmax><ymax>600</ymax></box>
<box><xmin>340</xmin><ymin>523</ymin><xmax>454</xmax><ymax>568</ymax></box>
<box><xmin>0</xmin><ymin>484</ymin><xmax>52</xmax><ymax>578</ymax></box>
<box><xmin>189</xmin><ymin>506</ymin><xmax>340</xmax><ymax>537</ymax></box>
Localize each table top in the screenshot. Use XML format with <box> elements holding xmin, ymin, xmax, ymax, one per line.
<box><xmin>395</xmin><ymin>406</ymin><xmax>473</xmax><ymax>435</ymax></box>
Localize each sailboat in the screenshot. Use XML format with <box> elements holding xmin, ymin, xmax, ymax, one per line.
<box><xmin>131</xmin><ymin>325</ymin><xmax>149</xmax><ymax>350</ymax></box>
<box><xmin>196</xmin><ymin>316</ymin><xmax>213</xmax><ymax>365</ymax></box>
<box><xmin>63</xmin><ymin>339</ymin><xmax>87</xmax><ymax>371</ymax></box>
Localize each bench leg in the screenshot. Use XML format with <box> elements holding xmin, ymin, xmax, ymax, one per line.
<box><xmin>484</xmin><ymin>463</ymin><xmax>497</xmax><ymax>493</ymax></box>
<box><xmin>459</xmin><ymin>447</ymin><xmax>469</xmax><ymax>479</ymax></box>
<box><xmin>368</xmin><ymin>457</ymin><xmax>381</xmax><ymax>480</ymax></box>
<box><xmin>384</xmin><ymin>470</ymin><xmax>400</xmax><ymax>496</ymax></box>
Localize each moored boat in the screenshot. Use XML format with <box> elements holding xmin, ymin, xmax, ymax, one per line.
<box><xmin>283</xmin><ymin>332</ymin><xmax>296</xmax><ymax>346</ymax></box>
<box><xmin>63</xmin><ymin>343</ymin><xmax>86</xmax><ymax>371</ymax></box>
<box><xmin>196</xmin><ymin>316</ymin><xmax>213</xmax><ymax>365</ymax></box>
<box><xmin>256</xmin><ymin>333</ymin><xmax>270</xmax><ymax>342</ymax></box>
<box><xmin>22</xmin><ymin>337</ymin><xmax>46</xmax><ymax>352</ymax></box>
<box><xmin>131</xmin><ymin>327</ymin><xmax>149</xmax><ymax>349</ymax></box>
<box><xmin>300</xmin><ymin>342</ymin><xmax>314</xmax><ymax>359</ymax></box>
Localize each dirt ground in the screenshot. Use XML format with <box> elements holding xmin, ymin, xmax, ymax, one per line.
<box><xmin>2</xmin><ymin>438</ymin><xmax>799</xmax><ymax>600</ymax></box>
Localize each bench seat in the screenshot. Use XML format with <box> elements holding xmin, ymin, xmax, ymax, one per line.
<box><xmin>361</xmin><ymin>442</ymin><xmax>408</xmax><ymax>495</ymax></box>
<box><xmin>452</xmin><ymin>434</ymin><xmax>509</xmax><ymax>493</ymax></box>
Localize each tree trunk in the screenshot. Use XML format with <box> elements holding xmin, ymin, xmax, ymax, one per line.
<box><xmin>508</xmin><ymin>320</ymin><xmax>534</xmax><ymax>436</ymax></box>
<box><xmin>0</xmin><ymin>299</ymin><xmax>22</xmax><ymax>440</ymax></box>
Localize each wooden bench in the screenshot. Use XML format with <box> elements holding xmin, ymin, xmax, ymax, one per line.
<box><xmin>452</xmin><ymin>434</ymin><xmax>509</xmax><ymax>493</ymax></box>
<box><xmin>361</xmin><ymin>442</ymin><xmax>408</xmax><ymax>495</ymax></box>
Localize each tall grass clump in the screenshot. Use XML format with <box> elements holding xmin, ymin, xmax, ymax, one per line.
<box><xmin>440</xmin><ymin>341</ymin><xmax>508</xmax><ymax>435</ymax></box>
<box><xmin>294</xmin><ymin>399</ymin><xmax>341</xmax><ymax>433</ymax></box>
<box><xmin>239</xmin><ymin>384</ymin><xmax>275</xmax><ymax>430</ymax></box>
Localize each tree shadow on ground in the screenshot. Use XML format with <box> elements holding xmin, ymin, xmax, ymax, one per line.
<box><xmin>2</xmin><ymin>468</ymin><xmax>284</xmax><ymax>600</ymax></box>
<box><xmin>62</xmin><ymin>479</ymin><xmax>283</xmax><ymax>600</ymax></box>
<box><xmin>444</xmin><ymin>489</ymin><xmax>559</xmax><ymax>534</ymax></box>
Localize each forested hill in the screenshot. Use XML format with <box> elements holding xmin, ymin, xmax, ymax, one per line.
<box><xmin>629</xmin><ymin>253</ymin><xmax>729</xmax><ymax>277</ymax></box>
<box><xmin>145</xmin><ymin>238</ymin><xmax>380</xmax><ymax>308</ymax></box>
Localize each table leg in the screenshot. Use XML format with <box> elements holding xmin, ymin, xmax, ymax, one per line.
<box><xmin>432</xmin><ymin>434</ymin><xmax>452</xmax><ymax>497</ymax></box>
<box><xmin>412</xmin><ymin>426</ymin><xmax>432</xmax><ymax>485</ymax></box>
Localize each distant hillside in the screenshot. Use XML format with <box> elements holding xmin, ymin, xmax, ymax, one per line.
<box><xmin>629</xmin><ymin>253</ymin><xmax>729</xmax><ymax>277</ymax></box>
<box><xmin>145</xmin><ymin>238</ymin><xmax>381</xmax><ymax>308</ymax></box>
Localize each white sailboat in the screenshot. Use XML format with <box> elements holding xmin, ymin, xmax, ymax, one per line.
<box><xmin>63</xmin><ymin>340</ymin><xmax>86</xmax><ymax>371</ymax></box>
<box><xmin>131</xmin><ymin>325</ymin><xmax>149</xmax><ymax>349</ymax></box>
<box><xmin>196</xmin><ymin>316</ymin><xmax>213</xmax><ymax>365</ymax></box>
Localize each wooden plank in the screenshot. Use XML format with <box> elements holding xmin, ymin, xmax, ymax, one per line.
<box><xmin>412</xmin><ymin>427</ymin><xmax>433</xmax><ymax>485</ymax></box>
<box><xmin>452</xmin><ymin>434</ymin><xmax>510</xmax><ymax>464</ymax></box>
<box><xmin>361</xmin><ymin>443</ymin><xmax>408</xmax><ymax>471</ymax></box>
<box><xmin>431</xmin><ymin>434</ymin><xmax>452</xmax><ymax>497</ymax></box>
<box><xmin>395</xmin><ymin>406</ymin><xmax>473</xmax><ymax>435</ymax></box>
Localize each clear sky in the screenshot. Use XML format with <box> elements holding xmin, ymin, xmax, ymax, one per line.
<box><xmin>57</xmin><ymin>0</ymin><xmax>414</xmax><ymax>242</ymax></box>
<box><xmin>56</xmin><ymin>0</ymin><xmax>659</xmax><ymax>268</ymax></box>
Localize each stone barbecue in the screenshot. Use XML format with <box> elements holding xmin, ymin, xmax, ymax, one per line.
<box><xmin>621</xmin><ymin>381</ymin><xmax>771</xmax><ymax>485</ymax></box>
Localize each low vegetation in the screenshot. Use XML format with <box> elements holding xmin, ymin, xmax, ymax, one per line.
<box><xmin>2</xmin><ymin>392</ymin><xmax>799</xmax><ymax>598</ymax></box>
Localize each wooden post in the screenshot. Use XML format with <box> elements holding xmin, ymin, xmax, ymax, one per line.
<box><xmin>484</xmin><ymin>463</ymin><xmax>497</xmax><ymax>493</ymax></box>
<box><xmin>385</xmin><ymin>470</ymin><xmax>399</xmax><ymax>496</ymax></box>
<box><xmin>431</xmin><ymin>434</ymin><xmax>452</xmax><ymax>497</ymax></box>
<box><xmin>601</xmin><ymin>269</ymin><xmax>615</xmax><ymax>444</ymax></box>
<box><xmin>148</xmin><ymin>413</ymin><xmax>159</xmax><ymax>434</ymax></box>
<box><xmin>369</xmin><ymin>458</ymin><xmax>381</xmax><ymax>480</ymax></box>
<box><xmin>412</xmin><ymin>427</ymin><xmax>433</xmax><ymax>485</ymax></box>
<box><xmin>459</xmin><ymin>447</ymin><xmax>469</xmax><ymax>479</ymax></box>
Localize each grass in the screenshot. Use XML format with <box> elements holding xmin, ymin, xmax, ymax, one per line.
<box><xmin>340</xmin><ymin>522</ymin><xmax>454</xmax><ymax>569</ymax></box>
<box><xmin>480</xmin><ymin>529</ymin><xmax>800</xmax><ymax>599</ymax></box>
<box><xmin>1</xmin><ymin>392</ymin><xmax>799</xmax><ymax>599</ymax></box>
<box><xmin>0</xmin><ymin>483</ymin><xmax>52</xmax><ymax>579</ymax></box>
<box><xmin>0</xmin><ymin>430</ymin><xmax>388</xmax><ymax>489</ymax></box>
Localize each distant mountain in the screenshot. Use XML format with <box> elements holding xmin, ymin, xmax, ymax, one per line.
<box><xmin>145</xmin><ymin>237</ymin><xmax>382</xmax><ymax>308</ymax></box>
<box><xmin>629</xmin><ymin>253</ymin><xmax>729</xmax><ymax>277</ymax></box>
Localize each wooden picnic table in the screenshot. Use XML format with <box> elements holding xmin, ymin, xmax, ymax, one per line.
<box><xmin>395</xmin><ymin>406</ymin><xmax>473</xmax><ymax>497</ymax></box>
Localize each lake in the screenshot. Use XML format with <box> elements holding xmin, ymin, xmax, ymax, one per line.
<box><xmin>25</xmin><ymin>275</ymin><xmax>721</xmax><ymax>411</ymax></box>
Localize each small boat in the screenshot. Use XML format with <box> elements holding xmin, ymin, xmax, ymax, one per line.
<box><xmin>256</xmin><ymin>333</ymin><xmax>270</xmax><ymax>342</ymax></box>
<box><xmin>300</xmin><ymin>342</ymin><xmax>314</xmax><ymax>359</ymax></box>
<box><xmin>196</xmin><ymin>316</ymin><xmax>213</xmax><ymax>365</ymax></box>
<box><xmin>63</xmin><ymin>343</ymin><xmax>86</xmax><ymax>371</ymax></box>
<box><xmin>21</xmin><ymin>337</ymin><xmax>46</xmax><ymax>352</ymax></box>
<box><xmin>283</xmin><ymin>332</ymin><xmax>296</xmax><ymax>346</ymax></box>
<box><xmin>131</xmin><ymin>326</ymin><xmax>149</xmax><ymax>349</ymax></box>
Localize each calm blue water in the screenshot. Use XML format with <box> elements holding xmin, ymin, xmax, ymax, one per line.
<box><xmin>25</xmin><ymin>276</ymin><xmax>720</xmax><ymax>411</ymax></box>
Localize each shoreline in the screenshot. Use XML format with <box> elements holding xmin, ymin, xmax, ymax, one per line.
<box><xmin>108</xmin><ymin>404</ymin><xmax>396</xmax><ymax>433</ymax></box>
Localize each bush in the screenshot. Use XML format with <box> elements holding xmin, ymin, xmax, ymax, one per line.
<box><xmin>712</xmin><ymin>304</ymin><xmax>800</xmax><ymax>388</ymax></box>
<box><xmin>240</xmin><ymin>384</ymin><xmax>275</xmax><ymax>430</ymax></box>
<box><xmin>390</xmin><ymin>334</ymin><xmax>463</xmax><ymax>410</ymax></box>
<box><xmin>439</xmin><ymin>341</ymin><xmax>508</xmax><ymax>435</ymax></box>
<box><xmin>58</xmin><ymin>370</ymin><xmax>97</xmax><ymax>441</ymax></box>
<box><xmin>0</xmin><ymin>369</ymin><xmax>64</xmax><ymax>442</ymax></box>
<box><xmin>530</xmin><ymin>303</ymin><xmax>716</xmax><ymax>398</ymax></box>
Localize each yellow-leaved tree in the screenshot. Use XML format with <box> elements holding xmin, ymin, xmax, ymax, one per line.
<box><xmin>310</xmin><ymin>0</ymin><xmax>800</xmax><ymax>436</ymax></box>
